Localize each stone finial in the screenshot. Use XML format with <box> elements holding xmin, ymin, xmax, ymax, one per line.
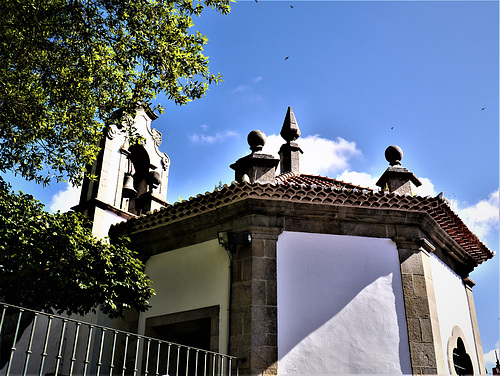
<box><xmin>376</xmin><ymin>145</ymin><xmax>421</xmax><ymax>195</ymax></box>
<box><xmin>280</xmin><ymin>106</ymin><xmax>301</xmax><ymax>143</ymax></box>
<box><xmin>230</xmin><ymin>130</ymin><xmax>279</xmax><ymax>183</ymax></box>
<box><xmin>385</xmin><ymin>145</ymin><xmax>403</xmax><ymax>166</ymax></box>
<box><xmin>279</xmin><ymin>107</ymin><xmax>303</xmax><ymax>174</ymax></box>
<box><xmin>248</xmin><ymin>130</ymin><xmax>266</xmax><ymax>153</ymax></box>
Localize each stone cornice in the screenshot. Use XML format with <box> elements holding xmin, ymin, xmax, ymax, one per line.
<box><xmin>109</xmin><ymin>181</ymin><xmax>493</xmax><ymax>269</ymax></box>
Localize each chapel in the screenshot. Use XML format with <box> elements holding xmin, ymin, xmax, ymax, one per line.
<box><xmin>82</xmin><ymin>106</ymin><xmax>492</xmax><ymax>375</ymax></box>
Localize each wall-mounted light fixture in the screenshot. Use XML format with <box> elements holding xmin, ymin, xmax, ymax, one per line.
<box><xmin>218</xmin><ymin>231</ymin><xmax>252</xmax><ymax>248</ymax></box>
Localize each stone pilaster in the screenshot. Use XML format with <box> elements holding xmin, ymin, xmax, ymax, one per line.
<box><xmin>463</xmin><ymin>277</ymin><xmax>487</xmax><ymax>374</ymax></box>
<box><xmin>396</xmin><ymin>237</ymin><xmax>446</xmax><ymax>374</ymax></box>
<box><xmin>230</xmin><ymin>226</ymin><xmax>280</xmax><ymax>376</ymax></box>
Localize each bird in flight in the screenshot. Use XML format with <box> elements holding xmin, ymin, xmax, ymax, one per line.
<box><xmin>290</xmin><ymin>5</ymin><xmax>294</xmax><ymax>8</ymax></box>
<box><xmin>391</xmin><ymin>127</ymin><xmax>394</xmax><ymax>130</ymax></box>
<box><xmin>285</xmin><ymin>56</ymin><xmax>289</xmax><ymax>60</ymax></box>
<box><xmin>481</xmin><ymin>107</ymin><xmax>485</xmax><ymax>111</ymax></box>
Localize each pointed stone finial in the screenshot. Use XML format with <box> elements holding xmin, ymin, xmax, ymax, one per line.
<box><xmin>279</xmin><ymin>107</ymin><xmax>303</xmax><ymax>174</ymax></box>
<box><xmin>280</xmin><ymin>106</ymin><xmax>301</xmax><ymax>143</ymax></box>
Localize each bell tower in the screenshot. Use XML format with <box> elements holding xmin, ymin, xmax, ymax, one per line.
<box><xmin>74</xmin><ymin>106</ymin><xmax>170</xmax><ymax>239</ymax></box>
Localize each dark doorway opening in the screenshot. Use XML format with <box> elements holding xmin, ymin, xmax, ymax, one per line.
<box><xmin>144</xmin><ymin>306</ymin><xmax>220</xmax><ymax>375</ymax></box>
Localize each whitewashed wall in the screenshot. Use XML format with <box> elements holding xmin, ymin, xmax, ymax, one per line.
<box><xmin>138</xmin><ymin>239</ymin><xmax>230</xmax><ymax>354</ymax></box>
<box><xmin>277</xmin><ymin>231</ymin><xmax>411</xmax><ymax>374</ymax></box>
<box><xmin>430</xmin><ymin>253</ymin><xmax>479</xmax><ymax>374</ymax></box>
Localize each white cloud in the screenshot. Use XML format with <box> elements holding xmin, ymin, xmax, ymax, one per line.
<box><xmin>189</xmin><ymin>130</ymin><xmax>238</xmax><ymax>144</ymax></box>
<box><xmin>484</xmin><ymin>346</ymin><xmax>500</xmax><ymax>372</ymax></box>
<box><xmin>417</xmin><ymin>177</ymin><xmax>436</xmax><ymax>197</ymax></box>
<box><xmin>263</xmin><ymin>134</ymin><xmax>362</xmax><ymax>176</ymax></box>
<box><xmin>454</xmin><ymin>189</ymin><xmax>500</xmax><ymax>241</ymax></box>
<box><xmin>49</xmin><ymin>183</ymin><xmax>81</xmax><ymax>213</ymax></box>
<box><xmin>253</xmin><ymin>76</ymin><xmax>263</xmax><ymax>83</ymax></box>
<box><xmin>336</xmin><ymin>170</ymin><xmax>378</xmax><ymax>189</ymax></box>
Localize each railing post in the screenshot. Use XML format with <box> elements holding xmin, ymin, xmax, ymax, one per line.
<box><xmin>38</xmin><ymin>315</ymin><xmax>53</xmax><ymax>376</ymax></box>
<box><xmin>54</xmin><ymin>318</ymin><xmax>68</xmax><ymax>376</ymax></box>
<box><xmin>22</xmin><ymin>312</ymin><xmax>38</xmax><ymax>376</ymax></box>
<box><xmin>95</xmin><ymin>328</ymin><xmax>106</xmax><ymax>376</ymax></box>
<box><xmin>6</xmin><ymin>309</ymin><xmax>24</xmax><ymax>375</ymax></box>
<box><xmin>82</xmin><ymin>325</ymin><xmax>94</xmax><ymax>376</ymax></box>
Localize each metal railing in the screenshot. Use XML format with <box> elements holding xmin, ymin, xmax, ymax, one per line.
<box><xmin>0</xmin><ymin>302</ymin><xmax>239</xmax><ymax>376</ymax></box>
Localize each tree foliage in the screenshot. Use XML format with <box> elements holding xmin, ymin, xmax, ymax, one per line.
<box><xmin>0</xmin><ymin>178</ymin><xmax>154</xmax><ymax>318</ymax></box>
<box><xmin>0</xmin><ymin>0</ymin><xmax>231</xmax><ymax>185</ymax></box>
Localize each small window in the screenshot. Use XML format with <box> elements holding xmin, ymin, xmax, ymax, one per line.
<box><xmin>447</xmin><ymin>326</ymin><xmax>476</xmax><ymax>376</ymax></box>
<box><xmin>452</xmin><ymin>337</ymin><xmax>473</xmax><ymax>375</ymax></box>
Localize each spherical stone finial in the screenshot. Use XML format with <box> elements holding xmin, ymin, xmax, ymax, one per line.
<box><xmin>248</xmin><ymin>130</ymin><xmax>266</xmax><ymax>152</ymax></box>
<box><xmin>385</xmin><ymin>145</ymin><xmax>403</xmax><ymax>166</ymax></box>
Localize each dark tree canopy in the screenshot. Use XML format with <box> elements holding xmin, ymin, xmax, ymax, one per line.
<box><xmin>0</xmin><ymin>0</ymin><xmax>231</xmax><ymax>185</ymax></box>
<box><xmin>0</xmin><ymin>178</ymin><xmax>154</xmax><ymax>318</ymax></box>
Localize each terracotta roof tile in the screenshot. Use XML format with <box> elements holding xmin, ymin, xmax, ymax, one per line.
<box><xmin>111</xmin><ymin>180</ymin><xmax>493</xmax><ymax>266</ymax></box>
<box><xmin>275</xmin><ymin>172</ymin><xmax>371</xmax><ymax>191</ymax></box>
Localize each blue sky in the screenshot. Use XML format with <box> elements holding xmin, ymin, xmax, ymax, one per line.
<box><xmin>4</xmin><ymin>0</ymin><xmax>499</xmax><ymax>370</ymax></box>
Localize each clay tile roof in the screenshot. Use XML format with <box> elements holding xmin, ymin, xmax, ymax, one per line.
<box><xmin>275</xmin><ymin>172</ymin><xmax>371</xmax><ymax>191</ymax></box>
<box><xmin>110</xmin><ymin>180</ymin><xmax>493</xmax><ymax>267</ymax></box>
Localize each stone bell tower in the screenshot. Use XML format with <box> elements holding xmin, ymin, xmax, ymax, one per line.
<box><xmin>74</xmin><ymin>106</ymin><xmax>170</xmax><ymax>239</ymax></box>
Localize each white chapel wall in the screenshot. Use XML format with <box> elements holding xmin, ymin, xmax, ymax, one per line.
<box><xmin>430</xmin><ymin>253</ymin><xmax>480</xmax><ymax>374</ymax></box>
<box><xmin>137</xmin><ymin>239</ymin><xmax>230</xmax><ymax>354</ymax></box>
<box><xmin>277</xmin><ymin>231</ymin><xmax>411</xmax><ymax>374</ymax></box>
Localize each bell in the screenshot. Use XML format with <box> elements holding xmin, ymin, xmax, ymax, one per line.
<box><xmin>122</xmin><ymin>173</ymin><xmax>137</xmax><ymax>198</ymax></box>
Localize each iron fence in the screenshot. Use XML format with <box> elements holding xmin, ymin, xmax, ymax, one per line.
<box><xmin>0</xmin><ymin>302</ymin><xmax>239</xmax><ymax>376</ymax></box>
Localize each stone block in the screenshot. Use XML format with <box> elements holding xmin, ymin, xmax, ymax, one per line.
<box><xmin>407</xmin><ymin>317</ymin><xmax>422</xmax><ymax>341</ymax></box>
<box><xmin>242</xmin><ymin>257</ymin><xmax>253</xmax><ymax>281</ymax></box>
<box><xmin>232</xmin><ymin>259</ymin><xmax>243</xmax><ymax>283</ymax></box>
<box><xmin>252</xmin><ymin>257</ymin><xmax>277</xmax><ymax>281</ymax></box>
<box><xmin>266</xmin><ymin>280</ymin><xmax>277</xmax><ymax>306</ymax></box>
<box><xmin>252</xmin><ymin>239</ymin><xmax>266</xmax><ymax>258</ymax></box>
<box><xmin>250</xmin><ymin>346</ymin><xmax>278</xmax><ymax>370</ymax></box>
<box><xmin>252</xmin><ymin>280</ymin><xmax>267</xmax><ymax>306</ymax></box>
<box><xmin>263</xmin><ymin>239</ymin><xmax>277</xmax><ymax>259</ymax></box>
<box><xmin>251</xmin><ymin>306</ymin><xmax>277</xmax><ymax>336</ymax></box>
<box><xmin>232</xmin><ymin>281</ymin><xmax>252</xmax><ymax>308</ymax></box>
<box><xmin>401</xmin><ymin>274</ymin><xmax>414</xmax><ymax>297</ymax></box>
<box><xmin>263</xmin><ymin>361</ymin><xmax>278</xmax><ymax>375</ymax></box>
<box><xmin>399</xmin><ymin>251</ymin><xmax>425</xmax><ymax>275</ymax></box>
<box><xmin>409</xmin><ymin>342</ymin><xmax>437</xmax><ymax>368</ymax></box>
<box><xmin>420</xmin><ymin>318</ymin><xmax>434</xmax><ymax>342</ymax></box>
<box><xmin>412</xmin><ymin>274</ymin><xmax>427</xmax><ymax>298</ymax></box>
<box><xmin>405</xmin><ymin>297</ymin><xmax>430</xmax><ymax>318</ymax></box>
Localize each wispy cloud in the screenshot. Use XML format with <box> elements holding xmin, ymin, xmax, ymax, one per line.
<box><xmin>231</xmin><ymin>85</ymin><xmax>250</xmax><ymax>94</ymax></box>
<box><xmin>231</xmin><ymin>77</ymin><xmax>264</xmax><ymax>103</ymax></box>
<box><xmin>189</xmin><ymin>130</ymin><xmax>239</xmax><ymax>144</ymax></box>
<box><xmin>49</xmin><ymin>183</ymin><xmax>81</xmax><ymax>213</ymax></box>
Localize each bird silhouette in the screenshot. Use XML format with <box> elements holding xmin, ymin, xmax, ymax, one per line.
<box><xmin>285</xmin><ymin>56</ymin><xmax>289</xmax><ymax>60</ymax></box>
<box><xmin>290</xmin><ymin>5</ymin><xmax>294</xmax><ymax>8</ymax></box>
<box><xmin>481</xmin><ymin>107</ymin><xmax>485</xmax><ymax>111</ymax></box>
<box><xmin>391</xmin><ymin>127</ymin><xmax>394</xmax><ymax>130</ymax></box>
